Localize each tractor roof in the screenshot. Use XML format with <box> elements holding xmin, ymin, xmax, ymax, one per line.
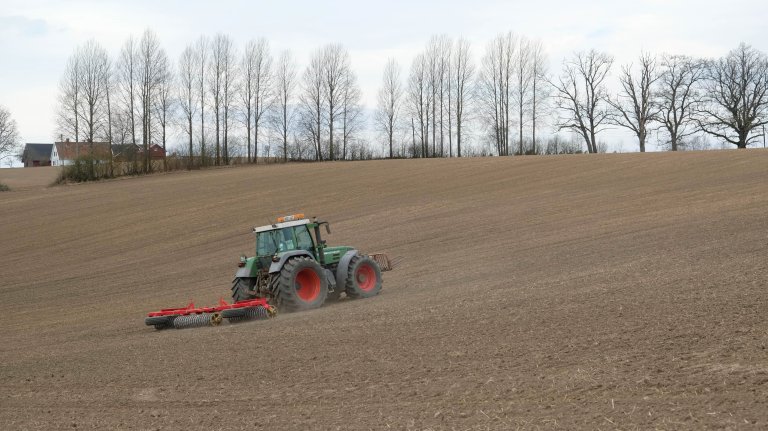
<box><xmin>253</xmin><ymin>218</ymin><xmax>310</xmax><ymax>234</ymax></box>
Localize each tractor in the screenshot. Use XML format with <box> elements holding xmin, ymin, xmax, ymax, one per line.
<box><xmin>231</xmin><ymin>214</ymin><xmax>390</xmax><ymax>311</ymax></box>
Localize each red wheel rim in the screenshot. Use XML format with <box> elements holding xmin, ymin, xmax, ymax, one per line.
<box><xmin>295</xmin><ymin>268</ymin><xmax>321</xmax><ymax>302</ymax></box>
<box><xmin>356</xmin><ymin>263</ymin><xmax>377</xmax><ymax>291</ymax></box>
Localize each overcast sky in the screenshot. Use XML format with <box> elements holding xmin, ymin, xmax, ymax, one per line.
<box><xmin>1</xmin><ymin>0</ymin><xmax>767</xmax><ymax>153</ymax></box>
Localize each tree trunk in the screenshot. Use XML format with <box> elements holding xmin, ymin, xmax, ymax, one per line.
<box><xmin>457</xmin><ymin>116</ymin><xmax>462</xmax><ymax>158</ymax></box>
<box><xmin>255</xmin><ymin>122</ymin><xmax>259</xmax><ymax>164</ymax></box>
<box><xmin>282</xmin><ymin>103</ymin><xmax>288</xmax><ymax>163</ymax></box>
<box><xmin>519</xmin><ymin>109</ymin><xmax>524</xmax><ymax>155</ymax></box>
<box><xmin>162</xmin><ymin>119</ymin><xmax>167</xmax><ymax>171</ymax></box>
<box><xmin>532</xmin><ymin>79</ymin><xmax>537</xmax><ymax>155</ymax></box>
<box><xmin>188</xmin><ymin>116</ymin><xmax>193</xmax><ymax>169</ymax></box>
<box><xmin>246</xmin><ymin>108</ymin><xmax>251</xmax><ymax>163</ymax></box>
<box><xmin>215</xmin><ymin>103</ymin><xmax>220</xmax><ymax>165</ymax></box>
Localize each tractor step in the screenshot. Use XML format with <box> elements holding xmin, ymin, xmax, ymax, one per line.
<box><xmin>145</xmin><ymin>298</ymin><xmax>275</xmax><ymax>330</ymax></box>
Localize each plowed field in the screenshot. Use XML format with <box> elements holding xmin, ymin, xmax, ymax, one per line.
<box><xmin>1</xmin><ymin>151</ymin><xmax>767</xmax><ymax>429</ymax></box>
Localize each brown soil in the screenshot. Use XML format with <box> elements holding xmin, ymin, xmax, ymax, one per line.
<box><xmin>0</xmin><ymin>166</ymin><xmax>60</xmax><ymax>191</ymax></box>
<box><xmin>1</xmin><ymin>151</ymin><xmax>767</xmax><ymax>430</ymax></box>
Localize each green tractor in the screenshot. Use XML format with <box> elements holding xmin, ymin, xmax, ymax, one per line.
<box><xmin>232</xmin><ymin>214</ymin><xmax>391</xmax><ymax>311</ymax></box>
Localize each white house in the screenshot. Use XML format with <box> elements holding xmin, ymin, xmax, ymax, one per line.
<box><xmin>50</xmin><ymin>141</ymin><xmax>111</xmax><ymax>166</ymax></box>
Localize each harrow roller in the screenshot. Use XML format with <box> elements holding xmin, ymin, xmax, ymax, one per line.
<box><xmin>172</xmin><ymin>313</ymin><xmax>222</xmax><ymax>329</ymax></box>
<box><xmin>145</xmin><ymin>298</ymin><xmax>274</xmax><ymax>330</ymax></box>
<box><xmin>222</xmin><ymin>305</ymin><xmax>274</xmax><ymax>322</ymax></box>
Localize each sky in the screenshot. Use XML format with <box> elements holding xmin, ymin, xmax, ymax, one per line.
<box><xmin>1</xmin><ymin>0</ymin><xmax>767</xmax><ymax>162</ymax></box>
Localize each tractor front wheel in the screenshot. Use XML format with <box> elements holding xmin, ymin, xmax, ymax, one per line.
<box><xmin>276</xmin><ymin>257</ymin><xmax>328</xmax><ymax>311</ymax></box>
<box><xmin>231</xmin><ymin>277</ymin><xmax>256</xmax><ymax>303</ymax></box>
<box><xmin>345</xmin><ymin>255</ymin><xmax>382</xmax><ymax>299</ymax></box>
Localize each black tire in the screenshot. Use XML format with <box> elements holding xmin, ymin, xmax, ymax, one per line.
<box><xmin>345</xmin><ymin>255</ymin><xmax>382</xmax><ymax>299</ymax></box>
<box><xmin>145</xmin><ymin>315</ymin><xmax>175</xmax><ymax>330</ymax></box>
<box><xmin>221</xmin><ymin>307</ymin><xmax>250</xmax><ymax>319</ymax></box>
<box><xmin>224</xmin><ymin>306</ymin><xmax>271</xmax><ymax>323</ymax></box>
<box><xmin>231</xmin><ymin>277</ymin><xmax>256</xmax><ymax>303</ymax></box>
<box><xmin>276</xmin><ymin>257</ymin><xmax>328</xmax><ymax>311</ymax></box>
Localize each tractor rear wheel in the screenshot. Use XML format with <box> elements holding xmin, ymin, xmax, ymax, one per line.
<box><xmin>231</xmin><ymin>277</ymin><xmax>256</xmax><ymax>302</ymax></box>
<box><xmin>345</xmin><ymin>255</ymin><xmax>382</xmax><ymax>299</ymax></box>
<box><xmin>276</xmin><ymin>257</ymin><xmax>328</xmax><ymax>311</ymax></box>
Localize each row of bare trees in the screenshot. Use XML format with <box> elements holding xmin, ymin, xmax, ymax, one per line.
<box><xmin>379</xmin><ymin>33</ymin><xmax>550</xmax><ymax>158</ymax></box>
<box><xmin>551</xmin><ymin>43</ymin><xmax>768</xmax><ymax>153</ymax></box>
<box><xmin>57</xmin><ymin>30</ymin><xmax>370</xmax><ymax>171</ymax></box>
<box><xmin>57</xmin><ymin>31</ymin><xmax>171</xmax><ymax>172</ymax></box>
<box><xmin>379</xmin><ymin>37</ymin><xmax>768</xmax><ymax>157</ymax></box>
<box><xmin>299</xmin><ymin>44</ymin><xmax>363</xmax><ymax>161</ymax></box>
<box><xmin>54</xmin><ymin>31</ymin><xmax>768</xmax><ymax>176</ymax></box>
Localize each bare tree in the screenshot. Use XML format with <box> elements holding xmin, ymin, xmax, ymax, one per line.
<box><xmin>699</xmin><ymin>43</ymin><xmax>768</xmax><ymax>148</ymax></box>
<box><xmin>407</xmin><ymin>53</ymin><xmax>430</xmax><ymax>158</ymax></box>
<box><xmin>111</xmin><ymin>110</ymin><xmax>132</xmax><ymax>147</ymax></box>
<box><xmin>422</xmin><ymin>36</ymin><xmax>450</xmax><ymax>157</ymax></box>
<box><xmin>340</xmin><ymin>68</ymin><xmax>363</xmax><ymax>159</ymax></box>
<box><xmin>137</xmin><ymin>29</ymin><xmax>165</xmax><ymax>171</ymax></box>
<box><xmin>196</xmin><ymin>36</ymin><xmax>208</xmax><ymax>166</ymax></box>
<box><xmin>77</xmin><ymin>40</ymin><xmax>110</xmax><ymax>152</ymax></box>
<box><xmin>529</xmin><ymin>40</ymin><xmax>549</xmax><ymax>154</ymax></box>
<box><xmin>241</xmin><ymin>39</ymin><xmax>272</xmax><ymax>163</ymax></box>
<box><xmin>515</xmin><ymin>37</ymin><xmax>533</xmax><ymax>154</ymax></box>
<box><xmin>375</xmin><ymin>59</ymin><xmax>403</xmax><ymax>158</ymax></box>
<box><xmin>321</xmin><ymin>44</ymin><xmax>350</xmax><ymax>160</ymax></box>
<box><xmin>550</xmin><ymin>50</ymin><xmax>614</xmax><ymax>154</ymax></box>
<box><xmin>609</xmin><ymin>53</ymin><xmax>659</xmax><ymax>152</ymax></box>
<box><xmin>57</xmin><ymin>53</ymin><xmax>81</xmax><ymax>142</ymax></box>
<box><xmin>656</xmin><ymin>55</ymin><xmax>705</xmax><ymax>151</ymax></box>
<box><xmin>154</xmin><ymin>51</ymin><xmax>173</xmax><ymax>169</ymax></box>
<box><xmin>220</xmin><ymin>36</ymin><xmax>237</xmax><ymax>165</ymax></box>
<box><xmin>0</xmin><ymin>105</ymin><xmax>21</xmax><ymax>162</ymax></box>
<box><xmin>431</xmin><ymin>36</ymin><xmax>451</xmax><ymax>157</ymax></box>
<box><xmin>178</xmin><ymin>45</ymin><xmax>198</xmax><ymax>167</ymax></box>
<box><xmin>426</xmin><ymin>41</ymin><xmax>438</xmax><ymax>157</ymax></box>
<box><xmin>240</xmin><ymin>41</ymin><xmax>255</xmax><ymax>162</ymax></box>
<box><xmin>478</xmin><ymin>32</ymin><xmax>516</xmax><ymax>156</ymax></box>
<box><xmin>273</xmin><ymin>50</ymin><xmax>297</xmax><ymax>162</ymax></box>
<box><xmin>300</xmin><ymin>51</ymin><xmax>325</xmax><ymax>160</ymax></box>
<box><xmin>452</xmin><ymin>38</ymin><xmax>474</xmax><ymax>157</ymax></box>
<box><xmin>116</xmin><ymin>37</ymin><xmax>138</xmax><ymax>146</ymax></box>
<box><xmin>104</xmin><ymin>55</ymin><xmax>115</xmax><ymax>174</ymax></box>
<box><xmin>208</xmin><ymin>34</ymin><xmax>225</xmax><ymax>165</ymax></box>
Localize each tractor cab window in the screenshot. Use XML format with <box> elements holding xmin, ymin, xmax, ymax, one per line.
<box><xmin>256</xmin><ymin>230</ymin><xmax>279</xmax><ymax>256</ymax></box>
<box><xmin>295</xmin><ymin>226</ymin><xmax>314</xmax><ymax>252</ymax></box>
<box><xmin>278</xmin><ymin>228</ymin><xmax>296</xmax><ymax>252</ymax></box>
<box><xmin>256</xmin><ymin>228</ymin><xmax>297</xmax><ymax>256</ymax></box>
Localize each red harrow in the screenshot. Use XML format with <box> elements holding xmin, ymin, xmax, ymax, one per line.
<box><xmin>145</xmin><ymin>298</ymin><xmax>276</xmax><ymax>330</ymax></box>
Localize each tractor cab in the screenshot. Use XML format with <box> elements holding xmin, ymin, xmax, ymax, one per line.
<box><xmin>255</xmin><ymin>222</ymin><xmax>314</xmax><ymax>256</ymax></box>
<box><xmin>249</xmin><ymin>214</ymin><xmax>339</xmax><ymax>269</ymax></box>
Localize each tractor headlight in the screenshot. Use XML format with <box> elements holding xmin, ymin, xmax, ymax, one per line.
<box><xmin>272</xmin><ymin>255</ymin><xmax>280</xmax><ymax>263</ymax></box>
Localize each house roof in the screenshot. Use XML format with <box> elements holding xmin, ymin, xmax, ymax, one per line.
<box><xmin>112</xmin><ymin>143</ymin><xmax>165</xmax><ymax>160</ymax></box>
<box><xmin>112</xmin><ymin>143</ymin><xmax>141</xmax><ymax>159</ymax></box>
<box><xmin>22</xmin><ymin>144</ymin><xmax>53</xmax><ymax>162</ymax></box>
<box><xmin>54</xmin><ymin>142</ymin><xmax>111</xmax><ymax>160</ymax></box>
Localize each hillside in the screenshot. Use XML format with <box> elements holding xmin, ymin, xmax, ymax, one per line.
<box><xmin>1</xmin><ymin>151</ymin><xmax>767</xmax><ymax>429</ymax></box>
